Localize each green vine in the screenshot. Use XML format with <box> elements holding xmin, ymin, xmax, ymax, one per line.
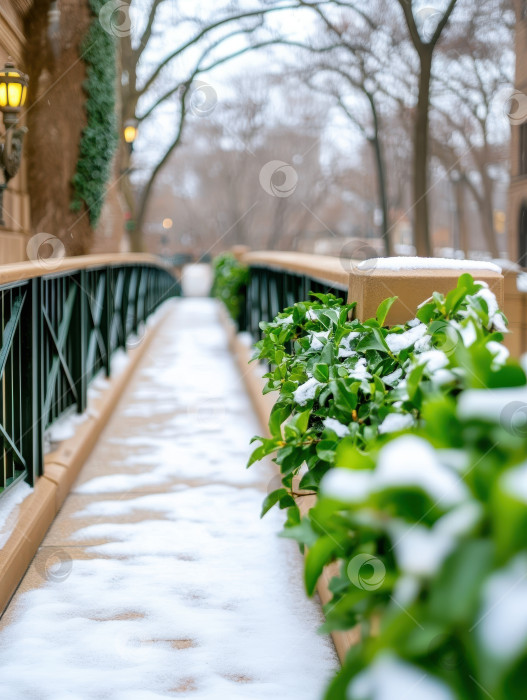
<box><xmin>71</xmin><ymin>0</ymin><xmax>118</xmax><ymax>225</ymax></box>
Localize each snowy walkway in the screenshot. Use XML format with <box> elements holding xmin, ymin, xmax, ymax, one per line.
<box><xmin>0</xmin><ymin>299</ymin><xmax>337</xmax><ymax>700</ymax></box>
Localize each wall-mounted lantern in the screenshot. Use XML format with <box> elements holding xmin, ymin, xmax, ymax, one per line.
<box><xmin>123</xmin><ymin>118</ymin><xmax>138</xmax><ymax>153</ymax></box>
<box><xmin>0</xmin><ymin>59</ymin><xmax>29</xmax><ymax>226</ymax></box>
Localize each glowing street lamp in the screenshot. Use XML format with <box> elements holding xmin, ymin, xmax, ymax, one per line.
<box><xmin>0</xmin><ymin>59</ymin><xmax>29</xmax><ymax>225</ymax></box>
<box><xmin>0</xmin><ymin>61</ymin><xmax>28</xmax><ymax>117</ymax></box>
<box><xmin>123</xmin><ymin>118</ymin><xmax>138</xmax><ymax>153</ymax></box>
<box><xmin>162</xmin><ymin>218</ymin><xmax>173</xmax><ymax>230</ymax></box>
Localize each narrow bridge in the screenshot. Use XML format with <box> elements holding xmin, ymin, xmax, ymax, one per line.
<box><xmin>0</xmin><ymin>251</ymin><xmax>515</xmax><ymax>697</ymax></box>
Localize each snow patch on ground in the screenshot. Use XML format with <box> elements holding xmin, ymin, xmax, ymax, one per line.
<box><xmin>45</xmin><ymin>409</ymin><xmax>89</xmax><ymax>448</ymax></box>
<box><xmin>0</xmin><ymin>481</ymin><xmax>32</xmax><ymax>548</ymax></box>
<box><xmin>181</xmin><ymin>264</ymin><xmax>213</xmax><ymax>297</ymax></box>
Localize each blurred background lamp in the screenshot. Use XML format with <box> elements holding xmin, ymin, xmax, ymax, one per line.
<box><xmin>123</xmin><ymin>119</ymin><xmax>138</xmax><ymax>144</ymax></box>
<box><xmin>162</xmin><ymin>218</ymin><xmax>173</xmax><ymax>230</ymax></box>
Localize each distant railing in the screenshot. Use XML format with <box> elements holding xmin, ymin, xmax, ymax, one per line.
<box><xmin>0</xmin><ymin>254</ymin><xmax>178</xmax><ymax>496</ymax></box>
<box><xmin>237</xmin><ymin>250</ymin><xmax>505</xmax><ymax>333</ymax></box>
<box><xmin>240</xmin><ymin>252</ymin><xmax>349</xmax><ymax>338</ymax></box>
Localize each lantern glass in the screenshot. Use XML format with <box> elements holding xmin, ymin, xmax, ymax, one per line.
<box><xmin>0</xmin><ymin>63</ymin><xmax>28</xmax><ymax>111</ymax></box>
<box><xmin>7</xmin><ymin>82</ymin><xmax>22</xmax><ymax>108</ymax></box>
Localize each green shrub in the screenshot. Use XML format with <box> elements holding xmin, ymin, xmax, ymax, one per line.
<box><xmin>211</xmin><ymin>253</ymin><xmax>249</xmax><ymax>323</ymax></box>
<box><xmin>249</xmin><ymin>274</ymin><xmax>508</xmax><ymax>527</ymax></box>
<box><xmin>309</xmin><ymin>354</ymin><xmax>527</xmax><ymax>700</ymax></box>
<box><xmin>249</xmin><ymin>274</ymin><xmax>527</xmax><ymax>700</ymax></box>
<box><xmin>71</xmin><ymin>0</ymin><xmax>118</xmax><ymax>226</ymax></box>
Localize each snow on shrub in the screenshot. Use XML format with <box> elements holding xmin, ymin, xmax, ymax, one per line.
<box><xmin>248</xmin><ymin>274</ymin><xmax>508</xmax><ymax>524</ymax></box>
<box><xmin>309</xmin><ymin>370</ymin><xmax>527</xmax><ymax>700</ymax></box>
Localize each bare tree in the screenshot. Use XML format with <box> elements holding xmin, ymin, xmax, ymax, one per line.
<box><xmin>141</xmin><ymin>77</ymin><xmax>336</xmax><ymax>254</ymax></box>
<box><xmin>120</xmin><ymin>0</ymin><xmax>511</xmax><ymax>260</ymax></box>
<box><xmin>304</xmin><ymin>62</ymin><xmax>392</xmax><ymax>255</ymax></box>
<box><xmin>119</xmin><ymin>1</ymin><xmax>318</xmax><ymax>250</ymax></box>
<box><xmin>395</xmin><ymin>0</ymin><xmax>459</xmax><ymax>256</ymax></box>
<box><xmin>430</xmin><ymin>0</ymin><xmax>514</xmax><ymax>258</ymax></box>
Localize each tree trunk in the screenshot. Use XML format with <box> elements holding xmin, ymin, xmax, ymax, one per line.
<box><xmin>462</xmin><ymin>175</ymin><xmax>499</xmax><ymax>259</ymax></box>
<box><xmin>413</xmin><ymin>48</ymin><xmax>433</xmax><ymax>257</ymax></box>
<box><xmin>366</xmin><ymin>92</ymin><xmax>392</xmax><ymax>257</ymax></box>
<box><xmin>371</xmin><ymin>135</ymin><xmax>391</xmax><ymax>256</ymax></box>
<box><xmin>455</xmin><ymin>181</ymin><xmax>469</xmax><ymax>257</ymax></box>
<box><xmin>133</xmin><ymin>176</ymin><xmax>156</xmax><ymax>253</ymax></box>
<box><xmin>480</xmin><ymin>173</ymin><xmax>499</xmax><ymax>258</ymax></box>
<box><xmin>267</xmin><ymin>199</ymin><xmax>286</xmax><ymax>250</ymax></box>
<box><xmin>128</xmin><ymin>225</ymin><xmax>145</xmax><ymax>253</ymax></box>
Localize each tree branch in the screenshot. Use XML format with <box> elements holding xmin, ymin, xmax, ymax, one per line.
<box><xmin>430</xmin><ymin>0</ymin><xmax>458</xmax><ymax>47</ymax></box>
<box><xmin>135</xmin><ymin>0</ymin><xmax>166</xmax><ymax>61</ymax></box>
<box><xmin>137</xmin><ymin>38</ymin><xmax>348</xmax><ymax>123</ymax></box>
<box><xmin>397</xmin><ymin>0</ymin><xmax>424</xmax><ymax>51</ymax></box>
<box><xmin>137</xmin><ymin>24</ymin><xmax>264</xmax><ymax>122</ymax></box>
<box><xmin>137</xmin><ymin>3</ymin><xmax>324</xmax><ymax>97</ymax></box>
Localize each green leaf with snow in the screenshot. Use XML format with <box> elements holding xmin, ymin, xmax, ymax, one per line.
<box><xmin>376</xmin><ymin>296</ymin><xmax>398</xmax><ymax>326</ymax></box>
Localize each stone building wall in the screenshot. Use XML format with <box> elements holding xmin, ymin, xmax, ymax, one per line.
<box><xmin>0</xmin><ymin>1</ymin><xmax>125</xmax><ymax>262</ymax></box>
<box><xmin>508</xmin><ymin>0</ymin><xmax>527</xmax><ymax>266</ymax></box>
<box><xmin>0</xmin><ymin>2</ymin><xmax>32</xmax><ymax>262</ymax></box>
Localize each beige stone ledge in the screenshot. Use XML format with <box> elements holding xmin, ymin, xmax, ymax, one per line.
<box><xmin>349</xmin><ymin>267</ymin><xmax>504</xmax><ymax>325</ymax></box>
<box><xmin>241</xmin><ymin>251</ymin><xmax>350</xmax><ymax>288</ymax></box>
<box><xmin>0</xmin><ymin>253</ymin><xmax>169</xmax><ymax>285</ymax></box>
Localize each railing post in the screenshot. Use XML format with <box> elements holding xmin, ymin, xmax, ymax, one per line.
<box><xmin>136</xmin><ymin>267</ymin><xmax>145</xmax><ymax>328</ymax></box>
<box><xmin>119</xmin><ymin>267</ymin><xmax>130</xmax><ymax>350</ymax></box>
<box><xmin>101</xmin><ymin>269</ymin><xmax>112</xmax><ymax>377</ymax></box>
<box><xmin>72</xmin><ymin>270</ymin><xmax>87</xmax><ymax>414</ymax></box>
<box><xmin>20</xmin><ymin>278</ymin><xmax>43</xmax><ymax>485</ymax></box>
<box><xmin>127</xmin><ymin>266</ymin><xmax>138</xmax><ymax>336</ymax></box>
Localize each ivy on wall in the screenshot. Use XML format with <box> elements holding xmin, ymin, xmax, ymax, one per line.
<box><xmin>71</xmin><ymin>0</ymin><xmax>118</xmax><ymax>226</ymax></box>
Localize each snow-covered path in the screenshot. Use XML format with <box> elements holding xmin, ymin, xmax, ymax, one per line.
<box><xmin>0</xmin><ymin>299</ymin><xmax>337</xmax><ymax>699</ymax></box>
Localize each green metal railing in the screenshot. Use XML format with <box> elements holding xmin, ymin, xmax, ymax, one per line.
<box><xmin>0</xmin><ymin>260</ymin><xmax>177</xmax><ymax>496</ymax></box>
<box><xmin>243</xmin><ymin>265</ymin><xmax>348</xmax><ymax>339</ymax></box>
